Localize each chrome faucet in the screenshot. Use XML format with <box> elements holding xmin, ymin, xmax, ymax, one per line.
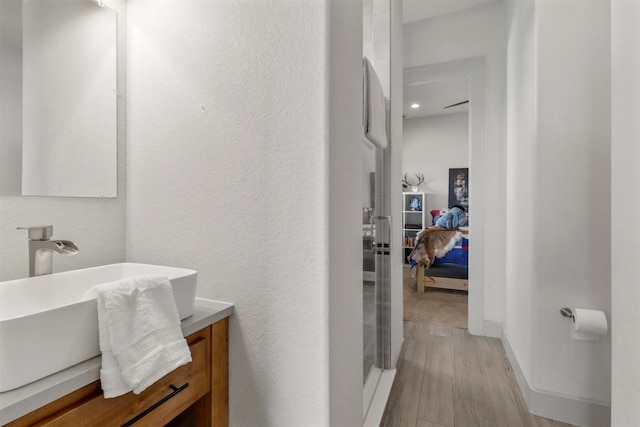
<box><xmin>18</xmin><ymin>225</ymin><xmax>79</xmax><ymax>277</ymax></box>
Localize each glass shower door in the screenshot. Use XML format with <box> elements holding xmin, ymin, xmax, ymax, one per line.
<box><xmin>363</xmin><ymin>138</ymin><xmax>390</xmax><ymax>417</ymax></box>
<box><xmin>363</xmin><ymin>0</ymin><xmax>392</xmax><ymax>419</ymax></box>
<box><xmin>362</xmin><ymin>140</ymin><xmax>377</xmax><ymax>384</ymax></box>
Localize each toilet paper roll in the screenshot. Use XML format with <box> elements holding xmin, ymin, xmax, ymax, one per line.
<box><xmin>572</xmin><ymin>308</ymin><xmax>608</xmax><ymax>341</ymax></box>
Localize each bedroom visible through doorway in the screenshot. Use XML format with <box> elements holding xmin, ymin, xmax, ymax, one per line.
<box><xmin>402</xmin><ymin>57</ymin><xmax>485</xmax><ymax>336</ymax></box>
<box><xmin>402</xmin><ymin>73</ymin><xmax>471</xmax><ymax>330</ymax></box>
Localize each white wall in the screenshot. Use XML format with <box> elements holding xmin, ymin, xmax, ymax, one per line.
<box><xmin>0</xmin><ymin>0</ymin><xmax>127</xmax><ymax>281</ymax></box>
<box><xmin>403</xmin><ymin>2</ymin><xmax>507</xmax><ymax>324</ymax></box>
<box><xmin>505</xmin><ymin>0</ymin><xmax>612</xmax><ymax>422</ymax></box>
<box><xmin>611</xmin><ymin>0</ymin><xmax>640</xmax><ymax>424</ymax></box>
<box><xmin>126</xmin><ymin>1</ymin><xmax>362</xmax><ymax>425</ymax></box>
<box><xmin>534</xmin><ymin>0</ymin><xmax>611</xmax><ymax>406</ymax></box>
<box><xmin>504</xmin><ymin>0</ymin><xmax>536</xmax><ymax>396</ymax></box>
<box><xmin>403</xmin><ymin>113</ymin><xmax>469</xmax><ymax>213</ymax></box>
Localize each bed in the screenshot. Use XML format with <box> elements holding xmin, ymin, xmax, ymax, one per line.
<box><xmin>409</xmin><ymin>209</ymin><xmax>469</xmax><ymax>292</ymax></box>
<box><xmin>415</xmin><ymin>236</ymin><xmax>468</xmax><ymax>292</ymax></box>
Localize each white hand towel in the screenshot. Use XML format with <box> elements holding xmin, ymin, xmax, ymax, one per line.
<box><xmin>96</xmin><ymin>293</ymin><xmax>132</xmax><ymax>398</ymax></box>
<box><xmin>363</xmin><ymin>57</ymin><xmax>388</xmax><ymax>149</ymax></box>
<box><xmin>92</xmin><ymin>274</ymin><xmax>192</xmax><ymax>398</ymax></box>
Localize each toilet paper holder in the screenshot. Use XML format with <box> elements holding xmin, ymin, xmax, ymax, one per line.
<box><xmin>560</xmin><ymin>307</ymin><xmax>575</xmax><ymax>321</ymax></box>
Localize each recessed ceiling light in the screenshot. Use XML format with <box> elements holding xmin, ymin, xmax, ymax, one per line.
<box><xmin>411</xmin><ymin>103</ymin><xmax>420</xmax><ymax>109</ymax></box>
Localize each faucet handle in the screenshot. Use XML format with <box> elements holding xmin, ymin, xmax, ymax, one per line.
<box><xmin>17</xmin><ymin>225</ymin><xmax>53</xmax><ymax>240</ymax></box>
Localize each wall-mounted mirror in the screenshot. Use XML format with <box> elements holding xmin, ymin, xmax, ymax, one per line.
<box><xmin>0</xmin><ymin>0</ymin><xmax>117</xmax><ymax>198</ymax></box>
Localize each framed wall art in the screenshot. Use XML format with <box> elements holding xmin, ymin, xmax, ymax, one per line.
<box><xmin>448</xmin><ymin>168</ymin><xmax>469</xmax><ymax>209</ymax></box>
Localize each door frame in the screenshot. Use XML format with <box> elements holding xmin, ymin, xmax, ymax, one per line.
<box><xmin>403</xmin><ymin>57</ymin><xmax>486</xmax><ymax>335</ymax></box>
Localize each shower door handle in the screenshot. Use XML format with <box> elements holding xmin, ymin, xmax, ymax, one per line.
<box><xmin>374</xmin><ymin>215</ymin><xmax>392</xmax><ymax>255</ymax></box>
<box><xmin>373</xmin><ymin>214</ymin><xmax>392</xmax><ymax>370</ymax></box>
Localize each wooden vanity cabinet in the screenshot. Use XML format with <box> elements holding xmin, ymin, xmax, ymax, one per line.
<box><xmin>6</xmin><ymin>319</ymin><xmax>228</xmax><ymax>427</ymax></box>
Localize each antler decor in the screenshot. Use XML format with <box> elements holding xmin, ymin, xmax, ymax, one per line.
<box><xmin>402</xmin><ymin>173</ymin><xmax>425</xmax><ymax>191</ymax></box>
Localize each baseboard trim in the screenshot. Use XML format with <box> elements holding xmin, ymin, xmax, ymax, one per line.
<box><xmin>501</xmin><ymin>328</ymin><xmax>611</xmax><ymax>427</ymax></box>
<box><xmin>483</xmin><ymin>320</ymin><xmax>503</xmax><ymax>338</ymax></box>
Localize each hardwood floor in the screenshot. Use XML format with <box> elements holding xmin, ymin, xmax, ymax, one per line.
<box><xmin>381</xmin><ymin>321</ymin><xmax>575</xmax><ymax>427</ymax></box>
<box><xmin>403</xmin><ymin>266</ymin><xmax>468</xmax><ymax>328</ymax></box>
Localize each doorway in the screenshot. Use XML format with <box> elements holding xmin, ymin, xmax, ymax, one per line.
<box><xmin>401</xmin><ymin>58</ymin><xmax>486</xmax><ymax>335</ymax></box>
<box><xmin>402</xmin><ymin>75</ymin><xmax>470</xmax><ymax>330</ymax></box>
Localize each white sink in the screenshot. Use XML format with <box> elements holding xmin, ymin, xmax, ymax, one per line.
<box><xmin>0</xmin><ymin>263</ymin><xmax>197</xmax><ymax>392</ymax></box>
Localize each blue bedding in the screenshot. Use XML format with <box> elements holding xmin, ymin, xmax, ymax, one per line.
<box><xmin>433</xmin><ymin>238</ymin><xmax>468</xmax><ymax>266</ymax></box>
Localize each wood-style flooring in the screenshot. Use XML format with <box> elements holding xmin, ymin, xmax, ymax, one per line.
<box><xmin>381</xmin><ymin>321</ymin><xmax>575</xmax><ymax>427</ymax></box>
<box><xmin>403</xmin><ymin>267</ymin><xmax>468</xmax><ymax>329</ymax></box>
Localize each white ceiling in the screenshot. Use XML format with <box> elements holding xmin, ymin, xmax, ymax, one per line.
<box><xmin>402</xmin><ymin>0</ymin><xmax>496</xmax><ymax>119</ymax></box>
<box><xmin>403</xmin><ymin>78</ymin><xmax>469</xmax><ymax>119</ymax></box>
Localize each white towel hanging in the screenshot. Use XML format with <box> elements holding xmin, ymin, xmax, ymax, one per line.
<box><xmin>363</xmin><ymin>57</ymin><xmax>388</xmax><ymax>149</ymax></box>
<box><xmin>90</xmin><ymin>274</ymin><xmax>192</xmax><ymax>398</ymax></box>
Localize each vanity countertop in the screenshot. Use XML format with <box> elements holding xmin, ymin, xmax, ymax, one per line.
<box><xmin>0</xmin><ymin>298</ymin><xmax>234</xmax><ymax>426</ymax></box>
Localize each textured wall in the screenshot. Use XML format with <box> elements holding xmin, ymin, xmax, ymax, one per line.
<box><xmin>126</xmin><ymin>0</ymin><xmax>361</xmax><ymax>425</ymax></box>
<box><xmin>611</xmin><ymin>0</ymin><xmax>640</xmax><ymax>424</ymax></box>
<box><xmin>0</xmin><ymin>0</ymin><xmax>127</xmax><ymax>281</ymax></box>
<box><xmin>506</xmin><ymin>0</ymin><xmax>612</xmax><ymax>413</ymax></box>
<box><xmin>533</xmin><ymin>0</ymin><xmax>611</xmax><ymax>404</ymax></box>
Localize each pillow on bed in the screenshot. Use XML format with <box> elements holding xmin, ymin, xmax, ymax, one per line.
<box><xmin>430</xmin><ymin>210</ymin><xmax>443</xmax><ymax>225</ymax></box>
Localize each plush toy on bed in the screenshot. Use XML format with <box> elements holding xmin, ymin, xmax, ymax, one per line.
<box><xmin>435</xmin><ymin>205</ymin><xmax>468</xmax><ymax>229</ymax></box>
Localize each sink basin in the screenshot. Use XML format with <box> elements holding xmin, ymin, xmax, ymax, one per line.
<box><xmin>0</xmin><ymin>263</ymin><xmax>197</xmax><ymax>392</ymax></box>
